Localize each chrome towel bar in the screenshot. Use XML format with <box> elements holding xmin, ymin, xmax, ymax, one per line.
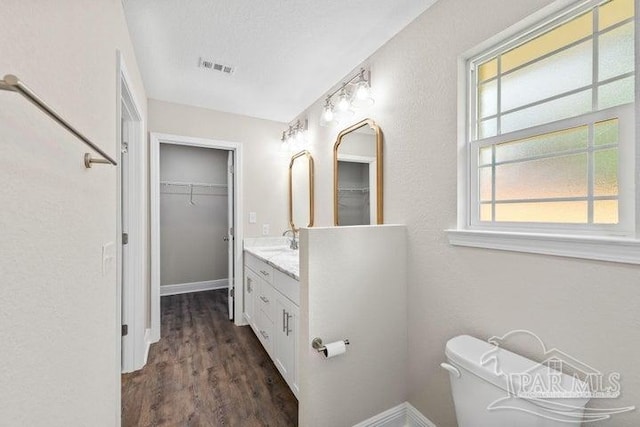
<box><xmin>0</xmin><ymin>74</ymin><xmax>117</xmax><ymax>167</ymax></box>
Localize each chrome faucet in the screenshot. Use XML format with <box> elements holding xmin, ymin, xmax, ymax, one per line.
<box><xmin>282</xmin><ymin>228</ymin><xmax>298</xmax><ymax>250</ymax></box>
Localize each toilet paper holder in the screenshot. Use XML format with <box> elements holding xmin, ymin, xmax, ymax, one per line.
<box><xmin>312</xmin><ymin>337</ymin><xmax>350</xmax><ymax>353</ymax></box>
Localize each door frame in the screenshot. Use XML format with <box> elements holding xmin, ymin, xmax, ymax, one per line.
<box><xmin>116</xmin><ymin>51</ymin><xmax>147</xmax><ymax>374</ymax></box>
<box><xmin>149</xmin><ymin>132</ymin><xmax>245</xmax><ymax>341</ymax></box>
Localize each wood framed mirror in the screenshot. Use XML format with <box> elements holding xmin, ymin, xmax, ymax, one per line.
<box><xmin>289</xmin><ymin>150</ymin><xmax>315</xmax><ymax>231</ymax></box>
<box><xmin>333</xmin><ymin>119</ymin><xmax>383</xmax><ymax>226</ymax></box>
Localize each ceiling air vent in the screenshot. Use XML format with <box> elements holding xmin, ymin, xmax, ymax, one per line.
<box><xmin>198</xmin><ymin>57</ymin><xmax>235</xmax><ymax>75</ymax></box>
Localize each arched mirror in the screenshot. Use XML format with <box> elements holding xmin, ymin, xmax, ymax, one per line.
<box><xmin>289</xmin><ymin>150</ymin><xmax>315</xmax><ymax>231</ymax></box>
<box><xmin>333</xmin><ymin>119</ymin><xmax>383</xmax><ymax>226</ymax></box>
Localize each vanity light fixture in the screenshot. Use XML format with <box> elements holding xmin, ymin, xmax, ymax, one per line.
<box><xmin>320</xmin><ymin>67</ymin><xmax>374</xmax><ymax>126</ymax></box>
<box><xmin>322</xmin><ymin>98</ymin><xmax>335</xmax><ymax>123</ymax></box>
<box><xmin>352</xmin><ymin>69</ymin><xmax>375</xmax><ymax>107</ymax></box>
<box><xmin>280</xmin><ymin>118</ymin><xmax>309</xmax><ymax>152</ymax></box>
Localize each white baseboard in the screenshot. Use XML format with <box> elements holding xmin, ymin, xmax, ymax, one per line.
<box><xmin>353</xmin><ymin>402</ymin><xmax>436</xmax><ymax>427</ymax></box>
<box><xmin>160</xmin><ymin>279</ymin><xmax>228</xmax><ymax>296</ymax></box>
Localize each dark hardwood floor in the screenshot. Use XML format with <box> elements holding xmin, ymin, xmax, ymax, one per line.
<box><xmin>122</xmin><ymin>290</ymin><xmax>298</xmax><ymax>427</ymax></box>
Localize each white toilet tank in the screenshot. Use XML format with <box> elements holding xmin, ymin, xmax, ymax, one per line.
<box><xmin>443</xmin><ymin>335</ymin><xmax>590</xmax><ymax>427</ymax></box>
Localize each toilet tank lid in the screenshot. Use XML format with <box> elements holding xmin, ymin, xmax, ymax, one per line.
<box><xmin>445</xmin><ymin>335</ymin><xmax>590</xmax><ymax>409</ymax></box>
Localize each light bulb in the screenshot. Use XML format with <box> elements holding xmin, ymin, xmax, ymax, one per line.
<box><xmin>323</xmin><ymin>105</ymin><xmax>334</xmax><ymax>122</ymax></box>
<box><xmin>352</xmin><ymin>80</ymin><xmax>374</xmax><ymax>107</ymax></box>
<box><xmin>337</xmin><ymin>89</ymin><xmax>351</xmax><ymax>111</ymax></box>
<box><xmin>355</xmin><ymin>82</ymin><xmax>370</xmax><ymax>100</ymax></box>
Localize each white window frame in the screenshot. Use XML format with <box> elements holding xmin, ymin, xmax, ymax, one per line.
<box><xmin>448</xmin><ymin>0</ymin><xmax>640</xmax><ymax>264</ymax></box>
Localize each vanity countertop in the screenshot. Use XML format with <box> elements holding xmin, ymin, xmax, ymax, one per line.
<box><xmin>244</xmin><ymin>237</ymin><xmax>299</xmax><ymax>280</ymax></box>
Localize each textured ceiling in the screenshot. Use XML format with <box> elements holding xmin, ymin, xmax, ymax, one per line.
<box><xmin>123</xmin><ymin>0</ymin><xmax>438</xmax><ymax>122</ymax></box>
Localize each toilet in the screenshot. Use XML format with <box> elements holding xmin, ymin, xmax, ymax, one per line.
<box><xmin>443</xmin><ymin>335</ymin><xmax>591</xmax><ymax>427</ymax></box>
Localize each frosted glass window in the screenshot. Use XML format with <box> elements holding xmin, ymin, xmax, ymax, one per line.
<box><xmin>594</xmin><ymin>200</ymin><xmax>619</xmax><ymax>224</ymax></box>
<box><xmin>598</xmin><ymin>76</ymin><xmax>634</xmax><ymax>110</ymax></box>
<box><xmin>478</xmin><ymin>80</ymin><xmax>498</xmax><ymax>118</ymax></box>
<box><xmin>501</xmin><ymin>41</ymin><xmax>592</xmax><ymax>112</ymax></box>
<box><xmin>599</xmin><ymin>0</ymin><xmax>634</xmax><ymax>30</ymax></box>
<box><xmin>501</xmin><ymin>90</ymin><xmax>592</xmax><ymax>134</ymax></box>
<box><xmin>479</xmin><ymin>118</ymin><xmax>497</xmax><ymax>139</ymax></box>
<box><xmin>495</xmin><ymin>153</ymin><xmax>588</xmax><ymax>201</ymax></box>
<box><xmin>501</xmin><ymin>12</ymin><xmax>592</xmax><ymax>72</ymax></box>
<box><xmin>594</xmin><ymin>148</ymin><xmax>619</xmax><ymax>197</ymax></box>
<box><xmin>495</xmin><ymin>126</ymin><xmax>588</xmax><ymax>163</ymax></box>
<box><xmin>495</xmin><ymin>201</ymin><xmax>588</xmax><ymax>223</ymax></box>
<box><xmin>478</xmin><ymin>58</ymin><xmax>498</xmax><ymax>82</ymax></box>
<box><xmin>599</xmin><ymin>22</ymin><xmax>634</xmax><ymax>81</ymax></box>
<box><xmin>480</xmin><ymin>203</ymin><xmax>492</xmax><ymax>222</ymax></box>
<box><xmin>595</xmin><ymin>119</ymin><xmax>618</xmax><ymax>146</ymax></box>
<box><xmin>479</xmin><ymin>167</ymin><xmax>492</xmax><ymax>202</ymax></box>
<box><xmin>466</xmin><ymin>1</ymin><xmax>633</xmax><ymax>231</ymax></box>
<box><xmin>471</xmin><ymin>2</ymin><xmax>634</xmax><ymax>141</ymax></box>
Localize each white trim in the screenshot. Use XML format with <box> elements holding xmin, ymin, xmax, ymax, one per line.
<box><xmin>447</xmin><ymin>229</ymin><xmax>640</xmax><ymax>264</ymax></box>
<box><xmin>150</xmin><ymin>132</ymin><xmax>246</xmax><ymax>345</ymax></box>
<box><xmin>143</xmin><ymin>328</ymin><xmax>152</xmax><ymax>365</ymax></box>
<box><xmin>353</xmin><ymin>402</ymin><xmax>437</xmax><ymax>427</ymax></box>
<box><xmin>160</xmin><ymin>279</ymin><xmax>229</xmax><ymax>296</ymax></box>
<box><xmin>116</xmin><ymin>51</ymin><xmax>147</xmax><ymax>375</ymax></box>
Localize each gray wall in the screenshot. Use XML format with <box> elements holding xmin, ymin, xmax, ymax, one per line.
<box><xmin>296</xmin><ymin>0</ymin><xmax>640</xmax><ymax>425</ymax></box>
<box><xmin>160</xmin><ymin>144</ymin><xmax>228</xmax><ymax>285</ymax></box>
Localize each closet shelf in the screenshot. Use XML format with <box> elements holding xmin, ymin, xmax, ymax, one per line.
<box><xmin>160</xmin><ymin>181</ymin><xmax>228</xmax><ymax>198</ymax></box>
<box><xmin>160</xmin><ymin>180</ymin><xmax>227</xmax><ymax>188</ymax></box>
<box><xmin>338</xmin><ymin>187</ymin><xmax>370</xmax><ymax>193</ymax></box>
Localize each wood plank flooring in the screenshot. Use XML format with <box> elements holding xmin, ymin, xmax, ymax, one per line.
<box><xmin>122</xmin><ymin>290</ymin><xmax>298</xmax><ymax>427</ymax></box>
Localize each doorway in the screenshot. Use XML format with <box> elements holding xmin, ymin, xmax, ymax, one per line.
<box><xmin>157</xmin><ymin>145</ymin><xmax>232</xmax><ymax>308</ymax></box>
<box><xmin>150</xmin><ymin>133</ymin><xmax>244</xmax><ymax>342</ymax></box>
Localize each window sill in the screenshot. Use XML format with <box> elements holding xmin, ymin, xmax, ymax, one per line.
<box><xmin>446</xmin><ymin>229</ymin><xmax>640</xmax><ymax>265</ymax></box>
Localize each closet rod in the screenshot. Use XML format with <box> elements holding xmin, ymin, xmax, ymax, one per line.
<box><xmin>0</xmin><ymin>74</ymin><xmax>117</xmax><ymax>167</ymax></box>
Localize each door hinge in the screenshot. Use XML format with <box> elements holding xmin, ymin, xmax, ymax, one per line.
<box><xmin>122</xmin><ymin>233</ymin><xmax>129</xmax><ymax>245</ymax></box>
<box><xmin>122</xmin><ymin>324</ymin><xmax>128</xmax><ymax>336</ymax></box>
<box><xmin>230</xmin><ymin>227</ymin><xmax>234</xmax><ymax>237</ymax></box>
<box><xmin>230</xmin><ymin>288</ymin><xmax>235</xmax><ymax>298</ymax></box>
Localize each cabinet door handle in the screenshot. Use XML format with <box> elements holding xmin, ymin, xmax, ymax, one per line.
<box><xmin>286</xmin><ymin>312</ymin><xmax>292</xmax><ymax>336</ymax></box>
<box><xmin>260</xmin><ymin>295</ymin><xmax>269</xmax><ymax>303</ymax></box>
<box><xmin>247</xmin><ymin>277</ymin><xmax>252</xmax><ymax>293</ymax></box>
<box><xmin>260</xmin><ymin>270</ymin><xmax>269</xmax><ymax>277</ymax></box>
<box><xmin>282</xmin><ymin>309</ymin><xmax>286</xmax><ymax>332</ymax></box>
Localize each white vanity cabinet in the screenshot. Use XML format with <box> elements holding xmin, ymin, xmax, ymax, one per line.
<box><xmin>244</xmin><ymin>251</ymin><xmax>299</xmax><ymax>398</ymax></box>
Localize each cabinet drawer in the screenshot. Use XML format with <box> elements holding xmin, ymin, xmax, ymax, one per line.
<box><xmin>273</xmin><ymin>269</ymin><xmax>299</xmax><ymax>306</ymax></box>
<box><xmin>245</xmin><ymin>253</ymin><xmax>274</xmax><ymax>284</ymax></box>
<box><xmin>257</xmin><ymin>278</ymin><xmax>276</xmax><ymax>322</ymax></box>
<box><xmin>255</xmin><ymin>309</ymin><xmax>274</xmax><ymax>354</ymax></box>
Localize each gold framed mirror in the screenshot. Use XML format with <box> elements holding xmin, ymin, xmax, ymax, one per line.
<box><xmin>333</xmin><ymin>118</ymin><xmax>383</xmax><ymax>226</ymax></box>
<box><xmin>289</xmin><ymin>150</ymin><xmax>315</xmax><ymax>231</ymax></box>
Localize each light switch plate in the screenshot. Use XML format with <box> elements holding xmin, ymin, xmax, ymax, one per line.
<box><xmin>249</xmin><ymin>212</ymin><xmax>257</xmax><ymax>224</ymax></box>
<box><xmin>262</xmin><ymin>224</ymin><xmax>270</xmax><ymax>235</ymax></box>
